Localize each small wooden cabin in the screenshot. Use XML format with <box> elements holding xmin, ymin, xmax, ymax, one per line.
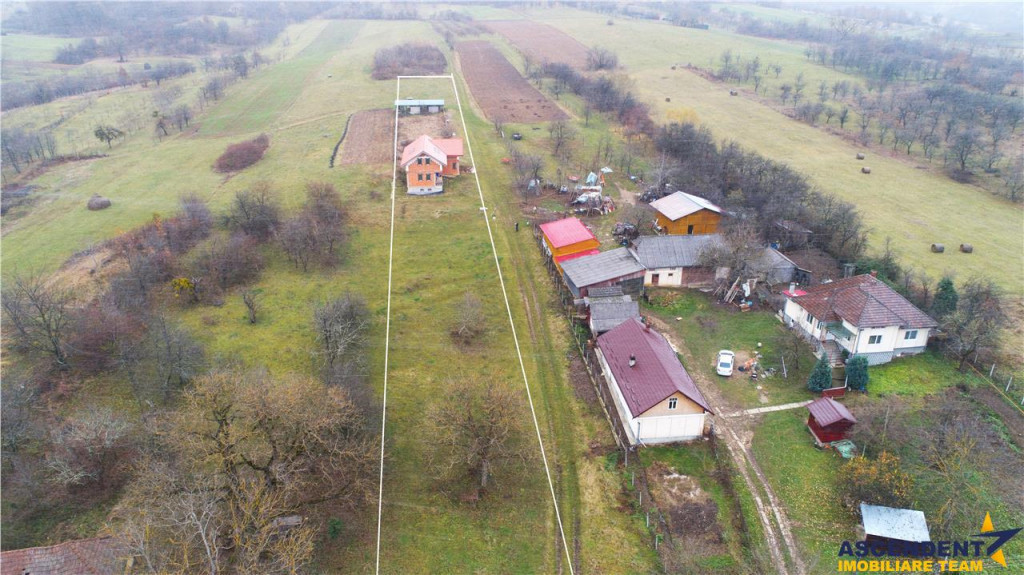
<box><xmin>650</xmin><ymin>191</ymin><xmax>722</xmax><ymax>236</ymax></box>
<box><xmin>539</xmin><ymin>217</ymin><xmax>601</xmax><ymax>271</ymax></box>
<box><xmin>806</xmin><ymin>397</ymin><xmax>856</xmax><ymax>446</ymax></box>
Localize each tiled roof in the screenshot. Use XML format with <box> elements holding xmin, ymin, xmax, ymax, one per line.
<box><xmin>806</xmin><ymin>396</ymin><xmax>856</xmax><ymax>427</ymax></box>
<box><xmin>561</xmin><ymin>248</ymin><xmax>644</xmax><ymax>288</ymax></box>
<box><xmin>400</xmin><ymin>134</ymin><xmax>448</xmax><ymax>167</ymax></box>
<box><xmin>433</xmin><ymin>138</ymin><xmax>463</xmax><ymax>157</ymax></box>
<box><xmin>0</xmin><ymin>537</ymin><xmax>129</xmax><ymax>575</ymax></box>
<box><xmin>539</xmin><ymin>217</ymin><xmax>597</xmax><ymax>249</ymax></box>
<box><xmin>650</xmin><ymin>191</ymin><xmax>722</xmax><ymax>221</ymax></box>
<box><xmin>589</xmin><ymin>299</ymin><xmax>640</xmax><ymax>333</ymax></box>
<box><xmin>631</xmin><ymin>234</ymin><xmax>726</xmax><ymax>268</ymax></box>
<box><xmin>860</xmin><ymin>503</ymin><xmax>931</xmax><ymax>543</ymax></box>
<box><xmin>597</xmin><ymin>318</ymin><xmax>712</xmax><ymax>416</ymax></box>
<box><xmin>791</xmin><ymin>275</ymin><xmax>936</xmax><ymax>329</ymax></box>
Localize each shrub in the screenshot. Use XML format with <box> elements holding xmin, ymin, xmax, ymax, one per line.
<box><xmin>191</xmin><ymin>233</ymin><xmax>264</xmax><ymax>294</ymax></box>
<box><xmin>846</xmin><ymin>355</ymin><xmax>869</xmax><ymax>392</ymax></box>
<box><xmin>372</xmin><ymin>43</ymin><xmax>446</xmax><ymax>80</ymax></box>
<box><xmin>225</xmin><ymin>183</ymin><xmax>280</xmax><ymax>241</ymax></box>
<box><xmin>214</xmin><ymin>133</ymin><xmax>270</xmax><ymax>172</ymax></box>
<box><xmin>842</xmin><ymin>451</ymin><xmax>913</xmax><ymax>509</ymax></box>
<box><xmin>806</xmin><ymin>355</ymin><xmax>832</xmax><ymax>392</ymax></box>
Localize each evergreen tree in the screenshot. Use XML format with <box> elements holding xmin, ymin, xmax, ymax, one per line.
<box><xmin>931</xmin><ymin>276</ymin><xmax>959</xmax><ymax>319</ymax></box>
<box><xmin>846</xmin><ymin>355</ymin><xmax>869</xmax><ymax>392</ymax></box>
<box><xmin>807</xmin><ymin>355</ymin><xmax>833</xmax><ymax>392</ymax></box>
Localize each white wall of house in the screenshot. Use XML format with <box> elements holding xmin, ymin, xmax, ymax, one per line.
<box><xmin>596</xmin><ymin>349</ymin><xmax>706</xmax><ymax>445</ymax></box>
<box><xmin>784</xmin><ymin>300</ymin><xmax>825</xmax><ymax>340</ymax></box>
<box><xmin>894</xmin><ymin>327</ymin><xmax>930</xmax><ymax>350</ymax></box>
<box><xmin>853</xmin><ymin>325</ymin><xmax>900</xmax><ymax>355</ymax></box>
<box><xmin>645</xmin><ymin>267</ymin><xmax>683</xmax><ymax>287</ymax></box>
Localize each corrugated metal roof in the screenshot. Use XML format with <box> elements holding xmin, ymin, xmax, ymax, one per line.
<box><xmin>632</xmin><ymin>234</ymin><xmax>726</xmax><ymax>268</ymax></box>
<box><xmin>587</xmin><ymin>286</ymin><xmax>625</xmax><ymax>298</ymax></box>
<box><xmin>540</xmin><ymin>217</ymin><xmax>597</xmax><ymax>249</ymax></box>
<box><xmin>0</xmin><ymin>537</ymin><xmax>129</xmax><ymax>575</ymax></box>
<box><xmin>555</xmin><ymin>248</ymin><xmax>600</xmax><ymax>264</ymax></box>
<box><xmin>650</xmin><ymin>191</ymin><xmax>722</xmax><ymax>221</ymax></box>
<box><xmin>561</xmin><ymin>248</ymin><xmax>645</xmax><ymax>288</ymax></box>
<box><xmin>860</xmin><ymin>503</ymin><xmax>930</xmax><ymax>542</ymax></box>
<box><xmin>806</xmin><ymin>397</ymin><xmax>856</xmax><ymax>427</ymax></box>
<box><xmin>400</xmin><ymin>135</ymin><xmax>448</xmax><ymax>167</ymax></box>
<box><xmin>597</xmin><ymin>319</ymin><xmax>712</xmax><ymax>415</ymax></box>
<box><xmin>590</xmin><ymin>300</ymin><xmax>640</xmax><ymax>333</ymax></box>
<box><xmin>395</xmin><ymin>99</ymin><xmax>445</xmax><ymax>106</ymax></box>
<box><xmin>792</xmin><ymin>275</ymin><xmax>937</xmax><ymax>329</ymax></box>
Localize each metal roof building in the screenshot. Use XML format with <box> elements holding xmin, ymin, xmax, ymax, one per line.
<box><xmin>650</xmin><ymin>191</ymin><xmax>722</xmax><ymax>221</ymax></box>
<box><xmin>589</xmin><ymin>298</ymin><xmax>641</xmax><ymax>334</ymax></box>
<box><xmin>631</xmin><ymin>234</ymin><xmax>726</xmax><ymax>269</ymax></box>
<box><xmin>860</xmin><ymin>503</ymin><xmax>931</xmax><ymax>544</ymax></box>
<box><xmin>561</xmin><ymin>248</ymin><xmax>645</xmax><ymax>298</ymax></box>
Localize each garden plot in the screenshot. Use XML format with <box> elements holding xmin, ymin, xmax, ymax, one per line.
<box><xmin>486</xmin><ymin>20</ymin><xmax>590</xmax><ymax>68</ymax></box>
<box><xmin>455</xmin><ymin>41</ymin><xmax>567</xmax><ymax>123</ymax></box>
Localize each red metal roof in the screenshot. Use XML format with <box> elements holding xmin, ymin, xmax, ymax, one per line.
<box><xmin>806</xmin><ymin>397</ymin><xmax>856</xmax><ymax>427</ymax></box>
<box><xmin>791</xmin><ymin>275</ymin><xmax>936</xmax><ymax>329</ymax></box>
<box><xmin>400</xmin><ymin>134</ymin><xmax>448</xmax><ymax>168</ymax></box>
<box><xmin>433</xmin><ymin>138</ymin><xmax>463</xmax><ymax>157</ymax></box>
<box><xmin>554</xmin><ymin>248</ymin><xmax>600</xmax><ymax>264</ymax></box>
<box><xmin>0</xmin><ymin>537</ymin><xmax>128</xmax><ymax>575</ymax></box>
<box><xmin>597</xmin><ymin>318</ymin><xmax>712</xmax><ymax>416</ymax></box>
<box><xmin>539</xmin><ymin>217</ymin><xmax>597</xmax><ymax>249</ymax></box>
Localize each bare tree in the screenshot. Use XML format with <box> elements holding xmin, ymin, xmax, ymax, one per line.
<box><xmin>46</xmin><ymin>404</ymin><xmax>133</xmax><ymax>489</ymax></box>
<box><xmin>242</xmin><ymin>289</ymin><xmax>262</xmax><ymax>324</ymax></box>
<box><xmin>451</xmin><ymin>292</ymin><xmax>485</xmax><ymax>345</ymax></box>
<box><xmin>548</xmin><ymin>120</ymin><xmax>576</xmax><ymax>158</ymax></box>
<box><xmin>426</xmin><ymin>377</ymin><xmax>532</xmax><ymax>492</ymax></box>
<box><xmin>225</xmin><ymin>182</ymin><xmax>280</xmax><ymax>241</ymax></box>
<box><xmin>941</xmin><ymin>278</ymin><xmax>1006</xmax><ymax>371</ymax></box>
<box><xmin>313</xmin><ymin>293</ymin><xmax>370</xmax><ymax>369</ymax></box>
<box><xmin>279</xmin><ymin>214</ymin><xmax>319</xmax><ymax>272</ymax></box>
<box><xmin>586</xmin><ymin>46</ymin><xmax>618</xmax><ymax>70</ymax></box>
<box><xmin>2</xmin><ymin>274</ymin><xmax>76</xmax><ymax>369</ymax></box>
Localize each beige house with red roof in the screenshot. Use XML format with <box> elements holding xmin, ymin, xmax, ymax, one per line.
<box><xmin>782</xmin><ymin>274</ymin><xmax>937</xmax><ymax>366</ymax></box>
<box><xmin>401</xmin><ymin>134</ymin><xmax>463</xmax><ymax>195</ymax></box>
<box><xmin>595</xmin><ymin>318</ymin><xmax>712</xmax><ymax>445</ymax></box>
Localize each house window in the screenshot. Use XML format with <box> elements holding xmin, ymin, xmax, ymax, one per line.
<box><xmin>687</xmin><ymin>224</ymin><xmax>694</xmax><ymax>235</ymax></box>
<box><xmin>904</xmin><ymin>330</ymin><xmax>918</xmax><ymax>340</ymax></box>
<box><xmin>417</xmin><ymin>157</ymin><xmax>422</xmax><ymax>165</ymax></box>
<box><xmin>424</xmin><ymin>157</ymin><xmax>431</xmax><ymax>165</ymax></box>
<box><xmin>817</xmin><ymin>320</ymin><xmax>823</xmax><ymax>329</ymax></box>
<box><xmin>417</xmin><ymin>173</ymin><xmax>423</xmax><ymax>181</ymax></box>
<box><xmin>452</xmin><ymin>161</ymin><xmax>458</xmax><ymax>169</ymax></box>
<box><xmin>425</xmin><ymin>173</ymin><xmax>431</xmax><ymax>180</ymax></box>
<box><xmin>806</xmin><ymin>312</ymin><xmax>815</xmax><ymax>325</ymax></box>
<box><xmin>868</xmin><ymin>335</ymin><xmax>882</xmax><ymax>345</ymax></box>
<box><xmin>668</xmin><ymin>397</ymin><xmax>678</xmax><ymax>410</ymax></box>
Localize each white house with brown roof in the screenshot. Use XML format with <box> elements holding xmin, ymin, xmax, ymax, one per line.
<box><xmin>782</xmin><ymin>274</ymin><xmax>937</xmax><ymax>365</ymax></box>
<box><xmin>595</xmin><ymin>318</ymin><xmax>712</xmax><ymax>445</ymax></box>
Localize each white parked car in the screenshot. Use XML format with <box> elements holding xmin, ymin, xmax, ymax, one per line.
<box><xmin>716</xmin><ymin>350</ymin><xmax>735</xmax><ymax>377</ymax></box>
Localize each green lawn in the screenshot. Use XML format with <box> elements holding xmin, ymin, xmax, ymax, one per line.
<box><xmin>644</xmin><ymin>289</ymin><xmax>819</xmax><ymax>409</ymax></box>
<box><xmin>0</xmin><ymin>33</ymin><xmax>81</xmax><ymax>62</ymax></box>
<box><xmin>528</xmin><ymin>7</ymin><xmax>1024</xmax><ymax>296</ymax></box>
<box><xmin>869</xmin><ymin>351</ymin><xmax>991</xmax><ymax>397</ymax></box>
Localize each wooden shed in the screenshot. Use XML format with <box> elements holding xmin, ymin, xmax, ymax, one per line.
<box><xmin>806</xmin><ymin>397</ymin><xmax>856</xmax><ymax>446</ymax></box>
<box><xmin>539</xmin><ymin>217</ymin><xmax>601</xmax><ymax>271</ymax></box>
<box><xmin>650</xmin><ymin>191</ymin><xmax>722</xmax><ymax>236</ymax></box>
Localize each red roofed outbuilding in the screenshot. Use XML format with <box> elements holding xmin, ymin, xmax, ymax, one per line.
<box><xmin>539</xmin><ymin>217</ymin><xmax>600</xmax><ymax>270</ymax></box>
<box><xmin>806</xmin><ymin>397</ymin><xmax>856</xmax><ymax>445</ymax></box>
<box><xmin>0</xmin><ymin>537</ymin><xmax>130</xmax><ymax>575</ymax></box>
<box><xmin>596</xmin><ymin>318</ymin><xmax>712</xmax><ymax>445</ymax></box>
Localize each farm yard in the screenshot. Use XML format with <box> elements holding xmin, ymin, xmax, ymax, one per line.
<box><xmin>337</xmin><ymin>109</ymin><xmax>394</xmax><ymax>167</ymax></box>
<box><xmin>2</xmin><ymin>3</ymin><xmax>1023</xmax><ymax>575</ymax></box>
<box><xmin>486</xmin><ymin>20</ymin><xmax>590</xmax><ymax>68</ymax></box>
<box><xmin>455</xmin><ymin>40</ymin><xmax>568</xmax><ymax>123</ymax></box>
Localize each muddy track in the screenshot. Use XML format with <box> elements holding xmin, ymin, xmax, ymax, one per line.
<box><xmin>647</xmin><ymin>315</ymin><xmax>806</xmax><ymax>575</ymax></box>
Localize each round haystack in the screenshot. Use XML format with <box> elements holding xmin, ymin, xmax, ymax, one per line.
<box><xmin>931</xmin><ymin>243</ymin><xmax>945</xmax><ymax>253</ymax></box>
<box><xmin>856</xmin><ymin>153</ymin><xmax>865</xmax><ymax>160</ymax></box>
<box><xmin>729</xmin><ymin>89</ymin><xmax>739</xmax><ymax>96</ymax></box>
<box><xmin>87</xmin><ymin>194</ymin><xmax>111</xmax><ymax>211</ymax></box>
<box><xmin>959</xmin><ymin>243</ymin><xmax>973</xmax><ymax>253</ymax></box>
<box><xmin>861</xmin><ymin>166</ymin><xmax>872</xmax><ymax>174</ymax></box>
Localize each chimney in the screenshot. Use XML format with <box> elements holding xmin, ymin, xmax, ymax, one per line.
<box><xmin>870</xmin><ymin>270</ymin><xmax>878</xmax><ymax>278</ymax></box>
<box><xmin>788</xmin><ymin>282</ymin><xmax>796</xmax><ymax>294</ymax></box>
<box><xmin>629</xmin><ymin>354</ymin><xmax>637</xmax><ymax>367</ymax></box>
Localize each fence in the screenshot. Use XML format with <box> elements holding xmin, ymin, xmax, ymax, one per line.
<box><xmin>531</xmin><ymin>225</ymin><xmax>677</xmax><ymax>558</ymax></box>
<box><xmin>968</xmin><ymin>357</ymin><xmax>1024</xmax><ymax>410</ymax></box>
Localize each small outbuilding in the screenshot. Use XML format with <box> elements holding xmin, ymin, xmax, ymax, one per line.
<box><xmin>539</xmin><ymin>217</ymin><xmax>601</xmax><ymax>271</ymax></box>
<box><xmin>561</xmin><ymin>247</ymin><xmax>645</xmax><ymax>298</ymax></box>
<box><xmin>650</xmin><ymin>191</ymin><xmax>722</xmax><ymax>236</ymax></box>
<box><xmin>630</xmin><ymin>234</ymin><xmax>726</xmax><ymax>287</ymax></box>
<box><xmin>806</xmin><ymin>396</ymin><xmax>856</xmax><ymax>446</ymax></box>
<box><xmin>860</xmin><ymin>503</ymin><xmax>930</xmax><ymax>547</ymax></box>
<box><xmin>588</xmin><ymin>297</ymin><xmax>641</xmax><ymax>334</ymax></box>
<box><xmin>395</xmin><ymin>98</ymin><xmax>445</xmax><ymax>115</ymax></box>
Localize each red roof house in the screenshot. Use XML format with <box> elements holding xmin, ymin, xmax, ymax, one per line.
<box><xmin>539</xmin><ymin>217</ymin><xmax>600</xmax><ymax>270</ymax></box>
<box><xmin>0</xmin><ymin>537</ymin><xmax>130</xmax><ymax>575</ymax></box>
<box><xmin>782</xmin><ymin>274</ymin><xmax>937</xmax><ymax>366</ymax></box>
<box><xmin>806</xmin><ymin>396</ymin><xmax>856</xmax><ymax>445</ymax></box>
<box><xmin>401</xmin><ymin>134</ymin><xmax>463</xmax><ymax>195</ymax></box>
<box><xmin>596</xmin><ymin>318</ymin><xmax>711</xmax><ymax>445</ymax></box>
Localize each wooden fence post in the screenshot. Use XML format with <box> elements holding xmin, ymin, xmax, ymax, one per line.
<box><xmin>989</xmin><ymin>364</ymin><xmax>996</xmax><ymax>377</ymax></box>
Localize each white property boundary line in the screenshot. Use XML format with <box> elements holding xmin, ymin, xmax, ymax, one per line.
<box><xmin>373</xmin><ymin>74</ymin><xmax>574</xmax><ymax>575</ymax></box>
<box><xmin>374</xmin><ymin>77</ymin><xmax>401</xmax><ymax>575</ymax></box>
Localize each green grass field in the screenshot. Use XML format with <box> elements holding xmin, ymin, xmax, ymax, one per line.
<box><xmin>528</xmin><ymin>8</ymin><xmax>1024</xmax><ymax>296</ymax></box>
<box><xmin>1</xmin><ymin>33</ymin><xmax>81</xmax><ymax>62</ymax></box>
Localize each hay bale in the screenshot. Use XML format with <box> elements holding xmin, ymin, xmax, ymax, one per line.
<box><xmin>729</xmin><ymin>89</ymin><xmax>738</xmax><ymax>96</ymax></box>
<box><xmin>959</xmin><ymin>243</ymin><xmax>973</xmax><ymax>253</ymax></box>
<box><xmin>665</xmin><ymin>97</ymin><xmax>671</xmax><ymax>102</ymax></box>
<box><xmin>931</xmin><ymin>243</ymin><xmax>945</xmax><ymax>253</ymax></box>
<box><xmin>87</xmin><ymin>194</ymin><xmax>111</xmax><ymax>211</ymax></box>
<box><xmin>856</xmin><ymin>153</ymin><xmax>865</xmax><ymax>160</ymax></box>
<box><xmin>861</xmin><ymin>167</ymin><xmax>871</xmax><ymax>174</ymax></box>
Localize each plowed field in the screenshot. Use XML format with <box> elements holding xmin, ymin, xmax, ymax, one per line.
<box><xmin>339</xmin><ymin>109</ymin><xmax>395</xmax><ymax>165</ymax></box>
<box><xmin>486</xmin><ymin>20</ymin><xmax>590</xmax><ymax>68</ymax></box>
<box><xmin>456</xmin><ymin>41</ymin><xmax>567</xmax><ymax>124</ymax></box>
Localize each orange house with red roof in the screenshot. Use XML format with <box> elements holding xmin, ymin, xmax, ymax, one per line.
<box><xmin>401</xmin><ymin>135</ymin><xmax>463</xmax><ymax>195</ymax></box>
